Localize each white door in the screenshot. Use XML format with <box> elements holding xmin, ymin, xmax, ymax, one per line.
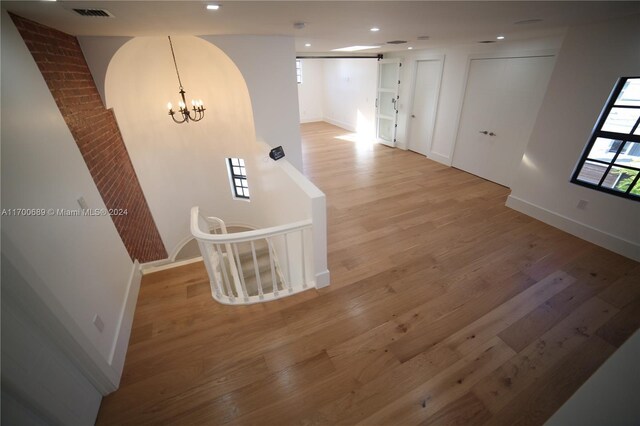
<box><xmin>452</xmin><ymin>56</ymin><xmax>555</xmax><ymax>187</ymax></box>
<box><xmin>376</xmin><ymin>59</ymin><xmax>401</xmax><ymax>147</ymax></box>
<box><xmin>408</xmin><ymin>60</ymin><xmax>442</xmax><ymax>156</ymax></box>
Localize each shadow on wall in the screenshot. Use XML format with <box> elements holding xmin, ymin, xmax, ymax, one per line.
<box><xmin>105</xmin><ymin>36</ymin><xmax>264</xmax><ymax>258</ymax></box>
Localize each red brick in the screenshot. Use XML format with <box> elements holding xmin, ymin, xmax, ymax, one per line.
<box><xmin>10</xmin><ymin>13</ymin><xmax>167</xmax><ymax>263</ymax></box>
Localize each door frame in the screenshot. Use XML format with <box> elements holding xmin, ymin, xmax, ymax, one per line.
<box><xmin>405</xmin><ymin>54</ymin><xmax>445</xmax><ymax>157</ymax></box>
<box><xmin>375</xmin><ymin>58</ymin><xmax>402</xmax><ymax>147</ymax></box>
<box><xmin>448</xmin><ymin>49</ymin><xmax>559</xmax><ymax>167</ymax></box>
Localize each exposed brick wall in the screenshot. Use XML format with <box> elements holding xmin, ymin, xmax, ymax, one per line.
<box><xmin>10</xmin><ymin>14</ymin><xmax>167</xmax><ymax>263</ymax></box>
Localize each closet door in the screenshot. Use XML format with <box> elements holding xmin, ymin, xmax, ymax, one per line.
<box><xmin>452</xmin><ymin>56</ymin><xmax>555</xmax><ymax>187</ymax></box>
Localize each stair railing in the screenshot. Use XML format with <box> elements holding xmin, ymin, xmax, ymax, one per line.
<box><xmin>190</xmin><ymin>206</ymin><xmax>314</xmax><ymax>305</ymax></box>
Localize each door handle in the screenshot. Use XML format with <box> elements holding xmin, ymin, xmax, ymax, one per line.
<box><xmin>489</xmin><ymin>132</ymin><xmax>496</xmax><ymax>136</ymax></box>
<box><xmin>479</xmin><ymin>130</ymin><xmax>488</xmax><ymax>135</ymax></box>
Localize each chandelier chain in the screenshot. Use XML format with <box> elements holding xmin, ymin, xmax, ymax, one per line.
<box><xmin>168</xmin><ymin>36</ymin><xmax>184</xmax><ymax>89</ymax></box>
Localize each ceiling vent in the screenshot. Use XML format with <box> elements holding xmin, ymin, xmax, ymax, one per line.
<box><xmin>417</xmin><ymin>35</ymin><xmax>430</xmax><ymax>40</ymax></box>
<box><xmin>387</xmin><ymin>40</ymin><xmax>407</xmax><ymax>45</ymax></box>
<box><xmin>72</xmin><ymin>9</ymin><xmax>114</xmax><ymax>17</ymax></box>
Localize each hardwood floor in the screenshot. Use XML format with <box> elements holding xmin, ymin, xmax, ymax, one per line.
<box><xmin>96</xmin><ymin>122</ymin><xmax>640</xmax><ymax>425</ymax></box>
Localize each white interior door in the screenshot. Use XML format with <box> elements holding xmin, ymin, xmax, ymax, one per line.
<box><xmin>376</xmin><ymin>59</ymin><xmax>401</xmax><ymax>147</ymax></box>
<box><xmin>408</xmin><ymin>59</ymin><xmax>442</xmax><ymax>156</ymax></box>
<box><xmin>452</xmin><ymin>56</ymin><xmax>555</xmax><ymax>187</ymax></box>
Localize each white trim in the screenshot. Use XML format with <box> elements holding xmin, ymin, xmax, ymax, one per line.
<box><xmin>506</xmin><ymin>195</ymin><xmax>640</xmax><ymax>262</ymax></box>
<box><xmin>324</xmin><ymin>116</ymin><xmax>356</xmax><ymax>132</ymax></box>
<box><xmin>315</xmin><ymin>269</ymin><xmax>331</xmax><ymax>288</ymax></box>
<box><xmin>405</xmin><ymin>55</ymin><xmax>445</xmax><ymax>157</ymax></box>
<box><xmin>169</xmin><ymin>233</ymin><xmax>196</xmax><ymax>261</ymax></box>
<box><xmin>300</xmin><ymin>117</ymin><xmax>323</xmax><ymax>124</ymax></box>
<box><xmin>139</xmin><ymin>257</ymin><xmax>171</xmax><ymax>271</ymax></box>
<box><xmin>426</xmin><ymin>151</ymin><xmax>452</xmax><ymax>166</ymax></box>
<box><xmin>142</xmin><ymin>256</ymin><xmax>204</xmax><ymax>275</ymax></box>
<box><xmin>108</xmin><ymin>260</ymin><xmax>141</xmax><ymax>376</ymax></box>
<box><xmin>449</xmin><ymin>49</ymin><xmax>559</xmax><ymax>166</ymax></box>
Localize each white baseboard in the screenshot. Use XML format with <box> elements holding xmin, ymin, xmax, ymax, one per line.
<box><xmin>142</xmin><ymin>256</ymin><xmax>204</xmax><ymax>275</ymax></box>
<box><xmin>427</xmin><ymin>151</ymin><xmax>452</xmax><ymax>166</ymax></box>
<box><xmin>506</xmin><ymin>195</ymin><xmax>640</xmax><ymax>262</ymax></box>
<box><xmin>109</xmin><ymin>260</ymin><xmax>141</xmax><ymax>379</ymax></box>
<box><xmin>315</xmin><ymin>270</ymin><xmax>331</xmax><ymax>288</ymax></box>
<box><xmin>300</xmin><ymin>117</ymin><xmax>323</xmax><ymax>124</ymax></box>
<box><xmin>139</xmin><ymin>257</ymin><xmax>171</xmax><ymax>271</ymax></box>
<box><xmin>323</xmin><ymin>117</ymin><xmax>357</xmax><ymax>133</ymax></box>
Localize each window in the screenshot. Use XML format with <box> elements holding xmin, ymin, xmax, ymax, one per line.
<box><xmin>227</xmin><ymin>158</ymin><xmax>250</xmax><ymax>200</ymax></box>
<box><xmin>571</xmin><ymin>77</ymin><xmax>640</xmax><ymax>200</ymax></box>
<box><xmin>296</xmin><ymin>59</ymin><xmax>302</xmax><ymax>84</ymax></box>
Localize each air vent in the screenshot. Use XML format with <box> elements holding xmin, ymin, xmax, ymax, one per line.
<box><xmin>417</xmin><ymin>35</ymin><xmax>430</xmax><ymax>40</ymax></box>
<box><xmin>72</xmin><ymin>9</ymin><xmax>114</xmax><ymax>17</ymax></box>
<box><xmin>478</xmin><ymin>40</ymin><xmax>497</xmax><ymax>44</ymax></box>
<box><xmin>387</xmin><ymin>40</ymin><xmax>407</xmax><ymax>45</ymax></box>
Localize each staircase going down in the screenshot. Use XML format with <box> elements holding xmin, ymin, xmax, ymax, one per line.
<box><xmin>191</xmin><ymin>206</ymin><xmax>315</xmax><ymax>305</ymax></box>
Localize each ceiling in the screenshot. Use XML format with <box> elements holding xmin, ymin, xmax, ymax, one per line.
<box><xmin>3</xmin><ymin>1</ymin><xmax>640</xmax><ymax>54</ymax></box>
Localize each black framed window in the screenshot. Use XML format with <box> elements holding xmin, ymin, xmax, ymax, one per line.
<box><xmin>571</xmin><ymin>77</ymin><xmax>640</xmax><ymax>201</ymax></box>
<box><xmin>227</xmin><ymin>158</ymin><xmax>250</xmax><ymax>200</ymax></box>
<box><xmin>296</xmin><ymin>59</ymin><xmax>302</xmax><ymax>84</ymax></box>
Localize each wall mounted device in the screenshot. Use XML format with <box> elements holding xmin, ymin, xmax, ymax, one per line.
<box><xmin>269</xmin><ymin>146</ymin><xmax>285</xmax><ymax>161</ymax></box>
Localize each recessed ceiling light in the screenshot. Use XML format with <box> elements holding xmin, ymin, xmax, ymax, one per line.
<box><xmin>497</xmin><ymin>35</ymin><xmax>505</xmax><ymax>40</ymax></box>
<box><xmin>332</xmin><ymin>45</ymin><xmax>381</xmax><ymax>52</ymax></box>
<box><xmin>305</xmin><ymin>43</ymin><xmax>311</xmax><ymax>47</ymax></box>
<box><xmin>408</xmin><ymin>47</ymin><xmax>413</xmax><ymax>50</ymax></box>
<box><xmin>206</xmin><ymin>4</ymin><xmax>220</xmax><ymax>10</ymax></box>
<box><xmin>370</xmin><ymin>27</ymin><xmax>380</xmax><ymax>32</ymax></box>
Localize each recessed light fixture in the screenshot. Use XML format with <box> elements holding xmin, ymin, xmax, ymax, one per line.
<box><xmin>332</xmin><ymin>45</ymin><xmax>381</xmax><ymax>52</ymax></box>
<box><xmin>408</xmin><ymin>47</ymin><xmax>413</xmax><ymax>50</ymax></box>
<box><xmin>305</xmin><ymin>43</ymin><xmax>311</xmax><ymax>47</ymax></box>
<box><xmin>370</xmin><ymin>27</ymin><xmax>380</xmax><ymax>32</ymax></box>
<box><xmin>206</xmin><ymin>4</ymin><xmax>220</xmax><ymax>10</ymax></box>
<box><xmin>497</xmin><ymin>35</ymin><xmax>505</xmax><ymax>40</ymax></box>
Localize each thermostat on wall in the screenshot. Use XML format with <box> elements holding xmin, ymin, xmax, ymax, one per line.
<box><xmin>269</xmin><ymin>146</ymin><xmax>285</xmax><ymax>161</ymax></box>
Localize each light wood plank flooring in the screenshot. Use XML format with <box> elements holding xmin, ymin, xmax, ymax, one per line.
<box><xmin>97</xmin><ymin>122</ymin><xmax>640</xmax><ymax>425</ymax></box>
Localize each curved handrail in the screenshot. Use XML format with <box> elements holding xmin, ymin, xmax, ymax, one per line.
<box><xmin>190</xmin><ymin>206</ymin><xmax>312</xmax><ymax>243</ymax></box>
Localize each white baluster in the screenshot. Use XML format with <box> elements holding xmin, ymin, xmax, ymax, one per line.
<box><xmin>215</xmin><ymin>243</ymin><xmax>234</xmax><ymax>302</ymax></box>
<box><xmin>268</xmin><ymin>238</ymin><xmax>279</xmax><ymax>296</ymax></box>
<box><xmin>250</xmin><ymin>241</ymin><xmax>263</xmax><ymax>299</ymax></box>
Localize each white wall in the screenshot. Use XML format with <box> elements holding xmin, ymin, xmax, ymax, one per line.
<box><xmin>1</xmin><ymin>10</ymin><xmax>137</xmax><ymax>418</ymax></box>
<box><xmin>106</xmin><ymin>37</ymin><xmax>328</xmax><ymax>268</ymax></box>
<box><xmin>200</xmin><ymin>35</ymin><xmax>303</xmax><ymax>170</ymax></box>
<box><xmin>322</xmin><ymin>58</ymin><xmax>378</xmax><ymax>137</ymax></box>
<box><xmin>387</xmin><ymin>36</ymin><xmax>564</xmax><ymax>164</ymax></box>
<box><xmin>2</xmin><ymin>254</ymin><xmax>103</xmax><ymax>425</ymax></box>
<box><xmin>298</xmin><ymin>59</ymin><xmax>324</xmax><ymax>123</ymax></box>
<box><xmin>508</xmin><ymin>14</ymin><xmax>640</xmax><ymax>261</ymax></box>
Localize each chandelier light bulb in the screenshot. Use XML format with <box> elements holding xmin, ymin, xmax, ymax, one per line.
<box><xmin>167</xmin><ymin>102</ymin><xmax>172</xmax><ymax>110</ymax></box>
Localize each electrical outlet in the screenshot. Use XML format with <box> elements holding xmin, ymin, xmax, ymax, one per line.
<box><xmin>93</xmin><ymin>314</ymin><xmax>104</xmax><ymax>333</ymax></box>
<box><xmin>577</xmin><ymin>199</ymin><xmax>588</xmax><ymax>210</ymax></box>
<box><xmin>77</xmin><ymin>196</ymin><xmax>89</xmax><ymax>210</ymax></box>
